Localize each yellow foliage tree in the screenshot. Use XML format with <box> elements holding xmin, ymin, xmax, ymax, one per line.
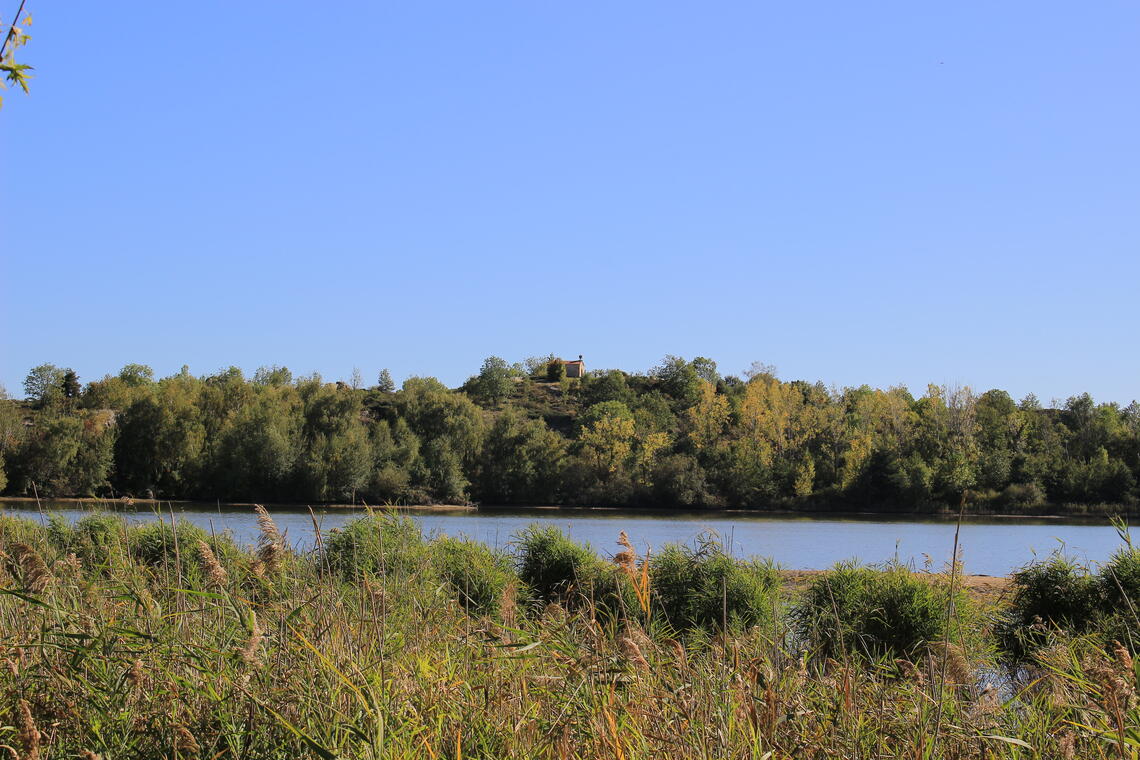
<box><xmin>738</xmin><ymin>376</ymin><xmax>818</xmax><ymax>455</ymax></box>
<box><xmin>840</xmin><ymin>432</ymin><xmax>872</xmax><ymax>490</ymax></box>
<box><xmin>580</xmin><ymin>415</ymin><xmax>635</xmax><ymax>474</ymax></box>
<box><xmin>684</xmin><ymin>381</ymin><xmax>729</xmax><ymax>451</ymax></box>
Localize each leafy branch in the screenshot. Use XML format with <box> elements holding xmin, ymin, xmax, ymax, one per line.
<box><xmin>0</xmin><ymin>0</ymin><xmax>32</xmax><ymax>108</ymax></box>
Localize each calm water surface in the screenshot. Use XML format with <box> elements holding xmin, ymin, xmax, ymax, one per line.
<box><xmin>1</xmin><ymin>501</ymin><xmax>1131</xmax><ymax>576</ymax></box>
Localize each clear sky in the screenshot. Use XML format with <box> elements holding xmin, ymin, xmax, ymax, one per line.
<box><xmin>2</xmin><ymin>2</ymin><xmax>1138</xmax><ymax>405</ymax></box>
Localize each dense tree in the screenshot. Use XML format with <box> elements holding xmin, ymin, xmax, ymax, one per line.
<box><xmin>23</xmin><ymin>363</ymin><xmax>65</xmax><ymax>409</ymax></box>
<box><xmin>580</xmin><ymin>370</ymin><xmax>633</xmax><ymax>408</ymax></box>
<box><xmin>467</xmin><ymin>356</ymin><xmax>515</xmax><ymax>407</ymax></box>
<box><xmin>2</xmin><ymin>359</ymin><xmax>1137</xmax><ymax>512</ymax></box>
<box><xmin>114</xmin><ymin>377</ymin><xmax>204</xmax><ymax>496</ymax></box>
<box><xmin>477</xmin><ymin>410</ymin><xmax>567</xmax><ymax>504</ymax></box>
<box><xmin>13</xmin><ymin>412</ymin><xmax>115</xmax><ymax>496</ymax></box>
<box><xmin>118</xmin><ymin>363</ymin><xmax>155</xmax><ymax>387</ymax></box>
<box><xmin>546</xmin><ymin>359</ymin><xmax>566</xmax><ymax>383</ymax></box>
<box><xmin>524</xmin><ymin>354</ymin><xmax>557</xmax><ymax>378</ymax></box>
<box><xmin>691</xmin><ymin>357</ymin><xmax>720</xmax><ymax>385</ymax></box>
<box><xmin>0</xmin><ymin>388</ymin><xmax>19</xmax><ymax>492</ymax></box>
<box><xmin>60</xmin><ymin>369</ymin><xmax>81</xmax><ymax>400</ymax></box>
<box><xmin>254</xmin><ymin>365</ymin><xmax>293</xmax><ymax>387</ymax></box>
<box><xmin>206</xmin><ymin>387</ymin><xmax>300</xmax><ymax>500</ymax></box>
<box><xmin>651</xmin><ymin>355</ymin><xmax>702</xmax><ymax>407</ymax></box>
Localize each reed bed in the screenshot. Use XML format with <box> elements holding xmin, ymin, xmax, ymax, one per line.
<box><xmin>0</xmin><ymin>509</ymin><xmax>1134</xmax><ymax>759</ymax></box>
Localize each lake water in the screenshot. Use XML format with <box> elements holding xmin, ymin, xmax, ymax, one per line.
<box><xmin>0</xmin><ymin>501</ymin><xmax>1132</xmax><ymax>576</ymax></box>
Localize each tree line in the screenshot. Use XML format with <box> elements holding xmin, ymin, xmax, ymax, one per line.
<box><xmin>1</xmin><ymin>357</ymin><xmax>1137</xmax><ymax>513</ymax></box>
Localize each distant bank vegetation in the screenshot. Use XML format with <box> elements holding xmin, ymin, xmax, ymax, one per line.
<box><xmin>0</xmin><ymin>356</ymin><xmax>1137</xmax><ymax>514</ymax></box>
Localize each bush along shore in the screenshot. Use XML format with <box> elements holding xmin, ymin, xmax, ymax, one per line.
<box><xmin>0</xmin><ymin>508</ymin><xmax>1135</xmax><ymax>758</ymax></box>
<box><xmin>3</xmin><ymin>359</ymin><xmax>1140</xmax><ymax>516</ymax></box>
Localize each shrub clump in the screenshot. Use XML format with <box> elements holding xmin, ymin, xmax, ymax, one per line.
<box><xmin>1011</xmin><ymin>555</ymin><xmax>1102</xmax><ymax>627</ymax></box>
<box><xmin>793</xmin><ymin>562</ymin><xmax>954</xmax><ymax>659</ymax></box>
<box><xmin>1099</xmin><ymin>545</ymin><xmax>1140</xmax><ymax>648</ymax></box>
<box><xmin>124</xmin><ymin>519</ymin><xmax>241</xmax><ymax>577</ymax></box>
<box><xmin>1001</xmin><ymin>541</ymin><xmax>1140</xmax><ymax>656</ymax></box>
<box><xmin>514</xmin><ymin>525</ymin><xmax>636</xmax><ymax>617</ymax></box>
<box><xmin>46</xmin><ymin>513</ymin><xmax>125</xmax><ymax>565</ymax></box>
<box><xmin>1100</xmin><ymin>545</ymin><xmax>1140</xmax><ymax>612</ymax></box>
<box><xmin>323</xmin><ymin>512</ymin><xmax>429</xmax><ymax>579</ymax></box>
<box><xmin>0</xmin><ymin>515</ymin><xmax>50</xmax><ymax>553</ymax></box>
<box><xmin>128</xmin><ymin>520</ymin><xmax>211</xmax><ymax>567</ymax></box>
<box><xmin>431</xmin><ymin>536</ymin><xmax>515</xmax><ymax>617</ymax></box>
<box><xmin>514</xmin><ymin>525</ymin><xmax>597</xmax><ymax>604</ymax></box>
<box><xmin>650</xmin><ymin>533</ymin><xmax>777</xmax><ymax>634</ymax></box>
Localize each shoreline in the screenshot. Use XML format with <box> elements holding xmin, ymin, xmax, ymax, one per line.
<box><xmin>0</xmin><ymin>496</ymin><xmax>1129</xmax><ymax>521</ymax></box>
<box><xmin>0</xmin><ymin>497</ymin><xmax>476</xmax><ymax>513</ymax></box>
<box><xmin>475</xmin><ymin>503</ymin><xmax>1130</xmax><ymax>522</ymax></box>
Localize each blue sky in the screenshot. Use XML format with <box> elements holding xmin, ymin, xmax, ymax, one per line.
<box><xmin>2</xmin><ymin>2</ymin><xmax>1138</xmax><ymax>404</ymax></box>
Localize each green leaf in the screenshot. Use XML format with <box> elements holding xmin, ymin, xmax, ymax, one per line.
<box><xmin>981</xmin><ymin>734</ymin><xmax>1033</xmax><ymax>750</ymax></box>
<box><xmin>247</xmin><ymin>692</ymin><xmax>340</xmax><ymax>759</ymax></box>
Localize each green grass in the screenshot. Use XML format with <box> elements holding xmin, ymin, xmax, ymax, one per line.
<box><xmin>0</xmin><ymin>510</ymin><xmax>1134</xmax><ymax>759</ymax></box>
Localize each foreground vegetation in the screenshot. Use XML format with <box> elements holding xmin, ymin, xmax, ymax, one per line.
<box><xmin>0</xmin><ymin>509</ymin><xmax>1136</xmax><ymax>758</ymax></box>
<box><xmin>3</xmin><ymin>357</ymin><xmax>1139</xmax><ymax>515</ymax></box>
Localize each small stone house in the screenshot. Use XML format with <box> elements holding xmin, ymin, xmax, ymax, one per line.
<box><xmin>561</xmin><ymin>355</ymin><xmax>585</xmax><ymax>378</ymax></box>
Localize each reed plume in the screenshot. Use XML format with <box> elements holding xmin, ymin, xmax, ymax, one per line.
<box><xmin>614</xmin><ymin>531</ymin><xmax>636</xmax><ymax>574</ymax></box>
<box><xmin>127</xmin><ymin>659</ymin><xmax>145</xmax><ymax>690</ymax></box>
<box><xmin>620</xmin><ymin>634</ymin><xmax>649</xmax><ymax>672</ymax></box>
<box><xmin>500</xmin><ymin>580</ymin><xmax>518</xmax><ymax>630</ymax></box>
<box><xmin>237</xmin><ymin>613</ymin><xmax>264</xmax><ymax>664</ymax></box>
<box><xmin>52</xmin><ymin>552</ymin><xmax>82</xmax><ymax>578</ymax></box>
<box><xmin>16</xmin><ymin>698</ymin><xmax>40</xmax><ymax>760</ymax></box>
<box><xmin>667</xmin><ymin>638</ymin><xmax>686</xmax><ymax>668</ymax></box>
<box><xmin>1057</xmin><ymin>730</ymin><xmax>1076</xmax><ymax>760</ymax></box>
<box><xmin>1112</xmin><ymin>640</ymin><xmax>1134</xmax><ymax>674</ymax></box>
<box><xmin>613</xmin><ymin>531</ymin><xmax>650</xmax><ymax>615</ymax></box>
<box><xmin>173</xmin><ymin>724</ymin><xmax>200</xmax><ymax>757</ymax></box>
<box><xmin>12</xmin><ymin>543</ymin><xmax>54</xmax><ymax>594</ymax></box>
<box><xmin>195</xmin><ymin>540</ymin><xmax>228</xmax><ymax>588</ymax></box>
<box><xmin>253</xmin><ymin>504</ymin><xmax>284</xmax><ymax>573</ymax></box>
<box><xmin>928</xmin><ymin>642</ymin><xmax>971</xmax><ymax>685</ymax></box>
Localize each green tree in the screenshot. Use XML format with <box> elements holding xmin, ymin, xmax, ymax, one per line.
<box><xmin>580</xmin><ymin>370</ymin><xmax>632</xmax><ymax>408</ymax></box>
<box><xmin>376</xmin><ymin>368</ymin><xmax>396</xmax><ymax>393</ymax></box>
<box><xmin>546</xmin><ymin>359</ymin><xmax>566</xmax><ymax>383</ymax></box>
<box><xmin>397</xmin><ymin>377</ymin><xmax>485</xmax><ymax>502</ymax></box>
<box><xmin>207</xmin><ymin>386</ymin><xmax>300</xmax><ymax>500</ymax></box>
<box><xmin>113</xmin><ymin>378</ymin><xmax>205</xmax><ymax>496</ymax></box>
<box><xmin>118</xmin><ymin>363</ymin><xmax>155</xmax><ymax>387</ymax></box>
<box><xmin>467</xmin><ymin>356</ymin><xmax>514</xmax><ymax>406</ymax></box>
<box><xmin>651</xmin><ymin>355</ymin><xmax>702</xmax><ymax>407</ymax></box>
<box><xmin>476</xmin><ymin>410</ymin><xmax>567</xmax><ymax>504</ymax></box>
<box><xmin>60</xmin><ymin>369</ymin><xmax>81</xmax><ymax>400</ymax></box>
<box><xmin>365</xmin><ymin>418</ymin><xmax>419</xmax><ymax>502</ymax></box>
<box><xmin>691</xmin><ymin>356</ymin><xmax>720</xmax><ymax>385</ymax></box>
<box><xmin>525</xmin><ymin>354</ymin><xmax>557</xmax><ymax>378</ymax></box>
<box><xmin>253</xmin><ymin>365</ymin><xmax>293</xmax><ymax>387</ymax></box>
<box><xmin>577</xmin><ymin>400</ymin><xmax>634</xmax><ymax>432</ymax></box>
<box><xmin>23</xmin><ymin>363</ymin><xmax>64</xmax><ymax>408</ymax></box>
<box><xmin>293</xmin><ymin>378</ymin><xmax>372</xmax><ymax>501</ymax></box>
<box><xmin>0</xmin><ymin>386</ymin><xmax>19</xmax><ymax>492</ymax></box>
<box><xmin>13</xmin><ymin>412</ymin><xmax>115</xmax><ymax>496</ymax></box>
